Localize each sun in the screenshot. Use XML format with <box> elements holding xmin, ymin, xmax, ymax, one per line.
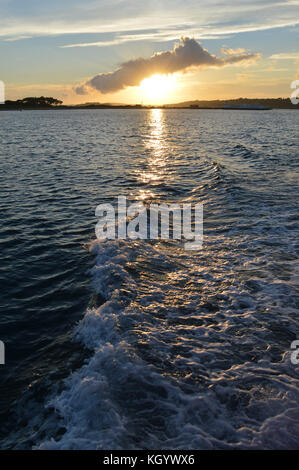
<box><xmin>140</xmin><ymin>74</ymin><xmax>176</xmax><ymax>104</ymax></box>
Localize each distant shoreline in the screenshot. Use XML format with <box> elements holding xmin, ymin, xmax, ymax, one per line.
<box><xmin>1</xmin><ymin>97</ymin><xmax>298</xmax><ymax>111</ymax></box>
<box><xmin>1</xmin><ymin>106</ymin><xmax>298</xmax><ymax>111</ymax></box>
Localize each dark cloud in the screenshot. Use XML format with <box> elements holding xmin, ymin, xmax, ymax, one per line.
<box><xmin>75</xmin><ymin>37</ymin><xmax>260</xmax><ymax>95</ymax></box>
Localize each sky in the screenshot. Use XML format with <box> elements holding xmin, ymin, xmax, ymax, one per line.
<box><xmin>1</xmin><ymin>0</ymin><xmax>299</xmax><ymax>104</ymax></box>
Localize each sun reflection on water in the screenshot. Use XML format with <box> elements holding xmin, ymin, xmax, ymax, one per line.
<box><xmin>139</xmin><ymin>108</ymin><xmax>166</xmax><ymax>186</ymax></box>
<box><xmin>134</xmin><ymin>108</ymin><xmax>168</xmax><ymax>201</ymax></box>
<box><xmin>147</xmin><ymin>108</ymin><xmax>165</xmax><ymax>158</ymax></box>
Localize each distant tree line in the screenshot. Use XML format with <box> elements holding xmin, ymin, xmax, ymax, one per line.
<box><xmin>0</xmin><ymin>96</ymin><xmax>297</xmax><ymax>110</ymax></box>
<box><xmin>2</xmin><ymin>96</ymin><xmax>63</xmax><ymax>108</ymax></box>
<box><xmin>182</xmin><ymin>98</ymin><xmax>297</xmax><ymax>109</ymax></box>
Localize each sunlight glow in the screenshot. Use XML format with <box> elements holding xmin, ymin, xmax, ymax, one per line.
<box><xmin>140</xmin><ymin>74</ymin><xmax>176</xmax><ymax>104</ymax></box>
<box><xmin>135</xmin><ymin>109</ymin><xmax>167</xmax><ymax>200</ymax></box>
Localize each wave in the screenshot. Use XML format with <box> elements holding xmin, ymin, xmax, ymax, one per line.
<box><xmin>35</xmin><ymin>238</ymin><xmax>299</xmax><ymax>450</ymax></box>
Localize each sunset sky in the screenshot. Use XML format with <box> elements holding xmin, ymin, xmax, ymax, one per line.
<box><xmin>1</xmin><ymin>0</ymin><xmax>299</xmax><ymax>104</ymax></box>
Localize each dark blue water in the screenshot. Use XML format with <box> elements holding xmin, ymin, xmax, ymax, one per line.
<box><xmin>0</xmin><ymin>109</ymin><xmax>298</xmax><ymax>449</ymax></box>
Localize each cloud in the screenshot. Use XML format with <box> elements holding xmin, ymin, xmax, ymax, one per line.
<box><xmin>60</xmin><ymin>31</ymin><xmax>228</xmax><ymax>49</ymax></box>
<box><xmin>1</xmin><ymin>0</ymin><xmax>299</xmax><ymax>41</ymax></box>
<box><xmin>269</xmin><ymin>52</ymin><xmax>299</xmax><ymax>80</ymax></box>
<box><xmin>221</xmin><ymin>47</ymin><xmax>246</xmax><ymax>55</ymax></box>
<box><xmin>76</xmin><ymin>37</ymin><xmax>260</xmax><ymax>95</ymax></box>
<box><xmin>269</xmin><ymin>53</ymin><xmax>299</xmax><ymax>60</ymax></box>
<box><xmin>75</xmin><ymin>85</ymin><xmax>89</xmax><ymax>95</ymax></box>
<box><xmin>3</xmin><ymin>35</ymin><xmax>32</xmax><ymax>42</ymax></box>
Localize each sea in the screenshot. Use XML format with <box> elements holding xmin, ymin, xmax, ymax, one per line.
<box><xmin>0</xmin><ymin>108</ymin><xmax>298</xmax><ymax>449</ymax></box>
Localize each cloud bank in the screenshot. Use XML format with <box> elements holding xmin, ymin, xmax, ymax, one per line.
<box><xmin>1</xmin><ymin>0</ymin><xmax>299</xmax><ymax>40</ymax></box>
<box><xmin>76</xmin><ymin>37</ymin><xmax>260</xmax><ymax>95</ymax></box>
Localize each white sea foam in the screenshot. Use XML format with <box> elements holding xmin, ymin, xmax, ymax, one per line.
<box><xmin>37</xmin><ymin>237</ymin><xmax>299</xmax><ymax>450</ymax></box>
